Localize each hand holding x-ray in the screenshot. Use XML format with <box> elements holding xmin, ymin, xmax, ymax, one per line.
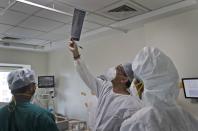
<box><xmin>68</xmin><ymin>40</ymin><xmax>80</xmax><ymax>59</ymax></box>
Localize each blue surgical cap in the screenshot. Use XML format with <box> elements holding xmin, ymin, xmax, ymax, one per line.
<box><xmin>7</xmin><ymin>68</ymin><xmax>36</xmax><ymax>91</ymax></box>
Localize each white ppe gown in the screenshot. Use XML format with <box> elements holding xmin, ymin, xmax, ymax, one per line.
<box><xmin>120</xmin><ymin>47</ymin><xmax>198</xmax><ymax>131</ymax></box>
<box><xmin>75</xmin><ymin>59</ymin><xmax>143</xmax><ymax>131</ymax></box>
<box><xmin>86</xmin><ymin>95</ymin><xmax>98</xmax><ymax>130</ymax></box>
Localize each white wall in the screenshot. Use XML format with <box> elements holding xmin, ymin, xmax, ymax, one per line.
<box><xmin>0</xmin><ymin>48</ymin><xmax>48</xmax><ymax>75</ymax></box>
<box><xmin>48</xmin><ymin>8</ymin><xmax>198</xmax><ymax>120</ymax></box>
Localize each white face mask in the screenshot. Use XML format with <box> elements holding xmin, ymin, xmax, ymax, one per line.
<box><xmin>105</xmin><ymin>67</ymin><xmax>116</xmax><ymax>81</ymax></box>
<box><xmin>128</xmin><ymin>83</ymin><xmax>137</xmax><ymax>96</ymax></box>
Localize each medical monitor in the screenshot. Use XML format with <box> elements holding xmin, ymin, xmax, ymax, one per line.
<box><xmin>182</xmin><ymin>78</ymin><xmax>198</xmax><ymax>99</ymax></box>
<box><xmin>38</xmin><ymin>76</ymin><xmax>55</xmax><ymax>88</ymax></box>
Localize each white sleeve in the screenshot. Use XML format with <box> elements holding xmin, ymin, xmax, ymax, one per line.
<box><xmin>74</xmin><ymin>58</ymin><xmax>105</xmax><ymax>97</ymax></box>
<box><xmin>120</xmin><ymin>119</ymin><xmax>146</xmax><ymax>131</ymax></box>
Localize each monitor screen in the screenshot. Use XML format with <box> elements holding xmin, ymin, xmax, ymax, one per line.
<box><xmin>182</xmin><ymin>78</ymin><xmax>198</xmax><ymax>98</ymax></box>
<box><xmin>38</xmin><ymin>76</ymin><xmax>55</xmax><ymax>88</ymax></box>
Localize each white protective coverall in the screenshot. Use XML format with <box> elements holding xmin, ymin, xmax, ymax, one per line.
<box><xmin>75</xmin><ymin>59</ymin><xmax>143</xmax><ymax>131</ymax></box>
<box><xmin>120</xmin><ymin>47</ymin><xmax>198</xmax><ymax>131</ymax></box>
<box><xmin>86</xmin><ymin>95</ymin><xmax>98</xmax><ymax>130</ymax></box>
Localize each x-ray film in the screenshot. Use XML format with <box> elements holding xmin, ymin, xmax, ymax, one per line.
<box><xmin>71</xmin><ymin>8</ymin><xmax>86</xmax><ymax>41</ymax></box>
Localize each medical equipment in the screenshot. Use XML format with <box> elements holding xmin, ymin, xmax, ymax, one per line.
<box><xmin>182</xmin><ymin>78</ymin><xmax>198</xmax><ymax>103</ymax></box>
<box><xmin>68</xmin><ymin>119</ymin><xmax>87</xmax><ymax>131</ymax></box>
<box><xmin>182</xmin><ymin>78</ymin><xmax>198</xmax><ymax>98</ymax></box>
<box><xmin>35</xmin><ymin>76</ymin><xmax>56</xmax><ymax>112</ymax></box>
<box><xmin>38</xmin><ymin>76</ymin><xmax>55</xmax><ymax>88</ymax></box>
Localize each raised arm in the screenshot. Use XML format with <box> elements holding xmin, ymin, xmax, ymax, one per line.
<box><xmin>68</xmin><ymin>40</ymin><xmax>104</xmax><ymax>97</ymax></box>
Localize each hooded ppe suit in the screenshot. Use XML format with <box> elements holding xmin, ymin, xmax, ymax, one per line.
<box><xmin>120</xmin><ymin>47</ymin><xmax>198</xmax><ymax>131</ymax></box>
<box><xmin>86</xmin><ymin>95</ymin><xmax>98</xmax><ymax>130</ymax></box>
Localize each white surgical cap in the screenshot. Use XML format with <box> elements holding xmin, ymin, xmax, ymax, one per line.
<box><xmin>98</xmin><ymin>63</ymin><xmax>134</xmax><ymax>82</ymax></box>
<box><xmin>122</xmin><ymin>62</ymin><xmax>134</xmax><ymax>81</ymax></box>
<box><xmin>97</xmin><ymin>67</ymin><xmax>116</xmax><ymax>81</ymax></box>
<box><xmin>7</xmin><ymin>68</ymin><xmax>36</xmax><ymax>91</ymax></box>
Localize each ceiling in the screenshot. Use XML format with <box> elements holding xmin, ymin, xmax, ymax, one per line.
<box><xmin>0</xmin><ymin>0</ymin><xmax>197</xmax><ymax>52</ymax></box>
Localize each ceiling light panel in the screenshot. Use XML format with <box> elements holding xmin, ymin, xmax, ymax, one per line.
<box><xmin>19</xmin><ymin>16</ymin><xmax>64</xmax><ymax>32</ymax></box>
<box><xmin>0</xmin><ymin>9</ymin><xmax>28</xmax><ymax>25</ymax></box>
<box><xmin>0</xmin><ymin>37</ymin><xmax>47</xmax><ymax>46</ymax></box>
<box><xmin>0</xmin><ymin>41</ymin><xmax>45</xmax><ymax>50</ymax></box>
<box><xmin>10</xmin><ymin>1</ymin><xmax>41</xmax><ymax>14</ymax></box>
<box><xmin>49</xmin><ymin>2</ymin><xmax>74</xmax><ymax>15</ymax></box>
<box><xmin>131</xmin><ymin>0</ymin><xmax>184</xmax><ymax>10</ymax></box>
<box><xmin>5</xmin><ymin>27</ymin><xmax>44</xmax><ymax>38</ymax></box>
<box><xmin>28</xmin><ymin>0</ymin><xmax>54</xmax><ymax>6</ymax></box>
<box><xmin>17</xmin><ymin>39</ymin><xmax>48</xmax><ymax>45</ymax></box>
<box><xmin>15</xmin><ymin>0</ymin><xmax>72</xmax><ymax>16</ymax></box>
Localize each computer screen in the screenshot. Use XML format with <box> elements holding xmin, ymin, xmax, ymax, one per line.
<box><xmin>182</xmin><ymin>78</ymin><xmax>198</xmax><ymax>98</ymax></box>
<box><xmin>38</xmin><ymin>76</ymin><xmax>55</xmax><ymax>88</ymax></box>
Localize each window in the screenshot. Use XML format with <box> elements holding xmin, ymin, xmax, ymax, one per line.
<box><xmin>0</xmin><ymin>64</ymin><xmax>30</xmax><ymax>103</ymax></box>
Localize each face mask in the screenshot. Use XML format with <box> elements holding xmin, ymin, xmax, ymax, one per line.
<box><xmin>128</xmin><ymin>85</ymin><xmax>137</xmax><ymax>96</ymax></box>
<box><xmin>105</xmin><ymin>67</ymin><xmax>116</xmax><ymax>81</ymax></box>
<box><xmin>135</xmin><ymin>82</ymin><xmax>144</xmax><ymax>99</ymax></box>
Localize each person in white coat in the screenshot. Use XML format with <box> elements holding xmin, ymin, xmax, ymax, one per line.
<box><xmin>120</xmin><ymin>47</ymin><xmax>198</xmax><ymax>131</ymax></box>
<box><xmin>84</xmin><ymin>92</ymin><xmax>98</xmax><ymax>131</ymax></box>
<box><xmin>68</xmin><ymin>40</ymin><xmax>143</xmax><ymax>131</ymax></box>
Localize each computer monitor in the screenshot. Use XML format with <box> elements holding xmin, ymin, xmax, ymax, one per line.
<box><xmin>38</xmin><ymin>76</ymin><xmax>55</xmax><ymax>88</ymax></box>
<box><xmin>182</xmin><ymin>78</ymin><xmax>198</xmax><ymax>99</ymax></box>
